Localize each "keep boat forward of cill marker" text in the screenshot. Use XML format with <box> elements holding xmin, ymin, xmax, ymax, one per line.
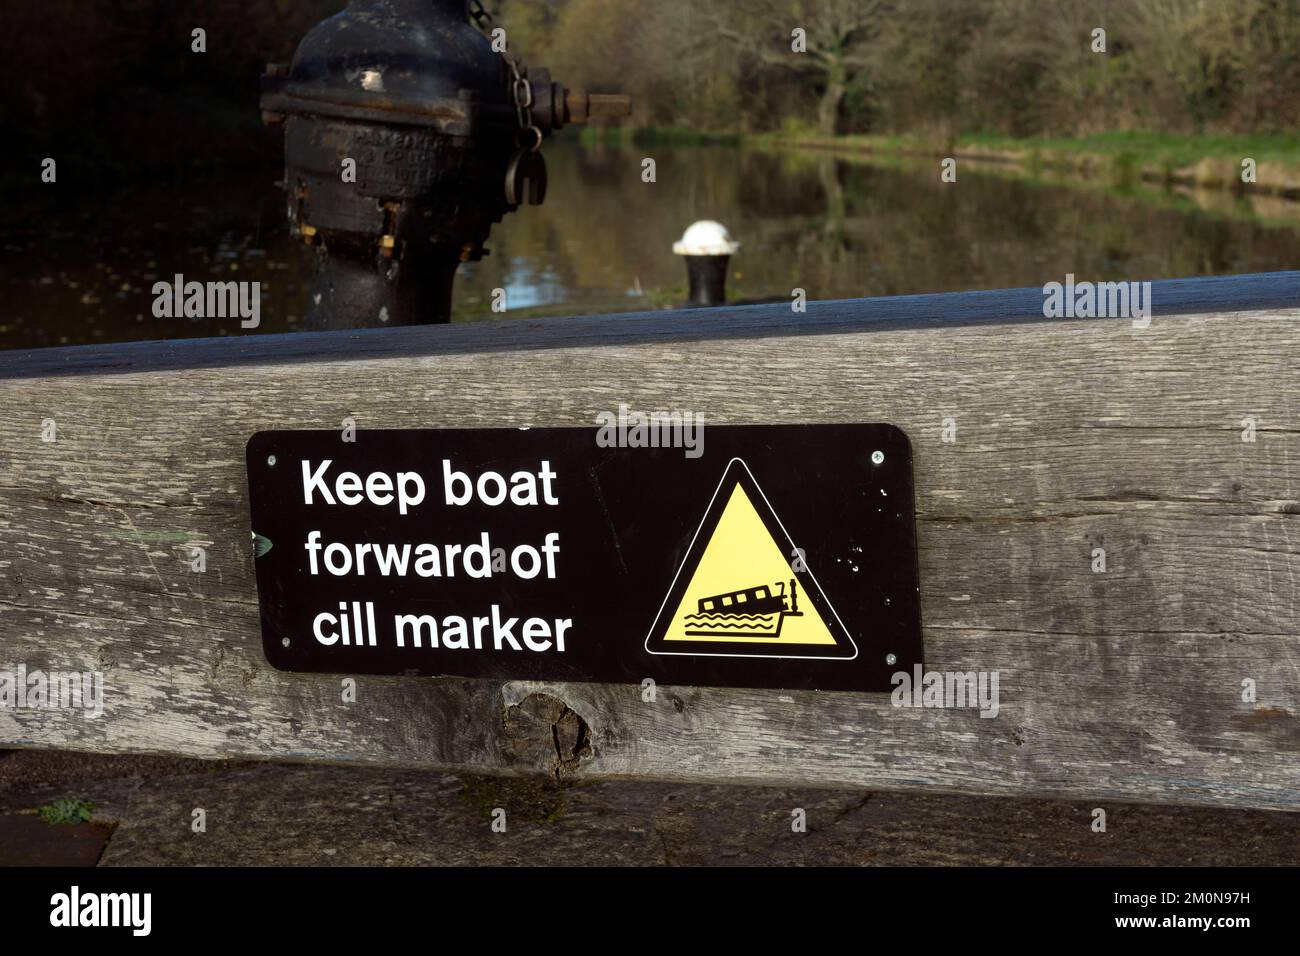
<box><xmin>298</xmin><ymin>458</ymin><xmax>572</xmax><ymax>655</ymax></box>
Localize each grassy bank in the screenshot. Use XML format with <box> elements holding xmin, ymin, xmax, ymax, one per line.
<box><xmin>749</xmin><ymin>130</ymin><xmax>1300</xmax><ymax>197</ymax></box>
<box><xmin>576</xmin><ymin>125</ymin><xmax>742</xmax><ymax>148</ymax></box>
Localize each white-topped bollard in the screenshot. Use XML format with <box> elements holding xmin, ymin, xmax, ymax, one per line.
<box><xmin>673</xmin><ymin>220</ymin><xmax>739</xmax><ymax>307</ymax></box>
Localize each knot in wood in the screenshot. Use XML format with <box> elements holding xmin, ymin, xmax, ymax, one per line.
<box><xmin>501</xmin><ymin>692</ymin><xmax>592</xmax><ymax>779</ymax></box>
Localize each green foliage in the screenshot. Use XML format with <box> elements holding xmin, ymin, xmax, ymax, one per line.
<box><xmin>958</xmin><ymin>130</ymin><xmax>1300</xmax><ymax>167</ymax></box>
<box><xmin>630</xmin><ymin>127</ymin><xmax>741</xmax><ymax>147</ymax></box>
<box><xmin>38</xmin><ymin>799</ymin><xmax>95</xmax><ymax>826</ymax></box>
<box><xmin>506</xmin><ymin>0</ymin><xmax>1300</xmax><ymax>140</ymax></box>
<box><xmin>4</xmin><ymin>0</ymin><xmax>1297</xmax><ymax>174</ymax></box>
<box><xmin>575</xmin><ymin>126</ymin><xmax>628</xmax><ymax>148</ymax></box>
<box><xmin>778</xmin><ymin>116</ymin><xmax>822</xmax><ymax>140</ymax></box>
<box><xmin>1108</xmin><ymin>151</ymin><xmax>1139</xmax><ymax>188</ymax></box>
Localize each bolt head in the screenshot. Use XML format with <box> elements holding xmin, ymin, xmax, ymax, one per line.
<box><xmin>871</xmin><ymin>450</ymin><xmax>885</xmax><ymax>465</ymax></box>
<box><xmin>885</xmin><ymin>653</ymin><xmax>898</xmax><ymax>666</ymax></box>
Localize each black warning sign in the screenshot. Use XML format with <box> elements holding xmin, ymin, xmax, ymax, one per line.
<box><xmin>245</xmin><ymin>424</ymin><xmax>922</xmax><ymax>692</ymax></box>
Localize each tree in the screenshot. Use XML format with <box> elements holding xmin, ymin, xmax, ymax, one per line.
<box><xmin>708</xmin><ymin>0</ymin><xmax>893</xmax><ymax>135</ymax></box>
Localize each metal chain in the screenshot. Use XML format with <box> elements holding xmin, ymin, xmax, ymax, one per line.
<box><xmin>468</xmin><ymin>0</ymin><xmax>542</xmax><ymax>152</ymax></box>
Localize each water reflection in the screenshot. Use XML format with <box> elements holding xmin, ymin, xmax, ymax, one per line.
<box><xmin>3</xmin><ymin>141</ymin><xmax>1299</xmax><ymax>350</ymax></box>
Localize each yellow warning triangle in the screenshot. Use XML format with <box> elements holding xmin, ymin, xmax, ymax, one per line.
<box><xmin>644</xmin><ymin>458</ymin><xmax>858</xmax><ymax>660</ymax></box>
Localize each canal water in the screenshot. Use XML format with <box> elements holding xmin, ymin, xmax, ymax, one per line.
<box><xmin>3</xmin><ymin>140</ymin><xmax>1299</xmax><ymax>350</ymax></box>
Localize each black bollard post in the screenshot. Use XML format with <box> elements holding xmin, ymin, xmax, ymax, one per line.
<box><xmin>673</xmin><ymin>221</ymin><xmax>739</xmax><ymax>308</ymax></box>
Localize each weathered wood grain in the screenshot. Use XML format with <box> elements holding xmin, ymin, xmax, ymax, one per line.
<box><xmin>1</xmin><ymin>284</ymin><xmax>1297</xmax><ymax>810</ymax></box>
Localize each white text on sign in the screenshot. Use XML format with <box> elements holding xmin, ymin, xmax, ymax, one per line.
<box><xmin>296</xmin><ymin>458</ymin><xmax>570</xmax><ymax>655</ymax></box>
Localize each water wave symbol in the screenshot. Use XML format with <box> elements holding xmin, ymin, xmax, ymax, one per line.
<box><xmin>683</xmin><ymin>612</ymin><xmax>775</xmax><ymax>622</ymax></box>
